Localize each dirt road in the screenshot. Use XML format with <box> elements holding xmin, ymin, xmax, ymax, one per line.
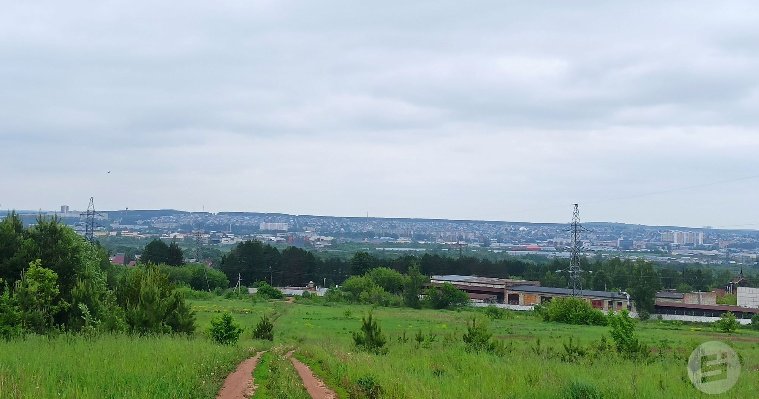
<box><xmin>287</xmin><ymin>351</ymin><xmax>337</xmax><ymax>399</ymax></box>
<box><xmin>216</xmin><ymin>352</ymin><xmax>264</xmax><ymax>399</ymax></box>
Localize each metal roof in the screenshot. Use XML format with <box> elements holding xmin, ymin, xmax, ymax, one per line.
<box><xmin>430</xmin><ymin>275</ymin><xmax>535</xmax><ymax>286</ymax></box>
<box><xmin>654</xmin><ymin>300</ymin><xmax>759</xmax><ymax>314</ymax></box>
<box><xmin>508</xmin><ymin>285</ymin><xmax>628</xmax><ymax>300</ymax></box>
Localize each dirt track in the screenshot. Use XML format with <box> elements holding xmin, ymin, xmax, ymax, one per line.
<box><xmin>287</xmin><ymin>351</ymin><xmax>337</xmax><ymax>399</ymax></box>
<box><xmin>216</xmin><ymin>352</ymin><xmax>264</xmax><ymax>399</ymax></box>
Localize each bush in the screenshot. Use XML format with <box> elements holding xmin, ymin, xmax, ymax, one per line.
<box><xmin>353</xmin><ymin>312</ymin><xmax>387</xmax><ymax>354</ymax></box>
<box><xmin>716</xmin><ymin>311</ymin><xmax>739</xmax><ymax>334</ymax></box>
<box><xmin>0</xmin><ymin>285</ymin><xmax>22</xmax><ymax>340</ymax></box>
<box><xmin>208</xmin><ymin>312</ymin><xmax>243</xmax><ymax>345</ymax></box>
<box><xmin>115</xmin><ymin>266</ymin><xmax>196</xmax><ymax>334</ymax></box>
<box><xmin>350</xmin><ymin>375</ymin><xmax>384</xmax><ymax>399</ymax></box>
<box><xmin>563</xmin><ymin>381</ymin><xmax>604</xmax><ymax>399</ymax></box>
<box><xmin>751</xmin><ymin>314</ymin><xmax>759</xmax><ymax>330</ymax></box>
<box><xmin>256</xmin><ymin>282</ymin><xmax>284</xmax><ymax>300</ymax></box>
<box><xmin>462</xmin><ymin>317</ymin><xmax>495</xmax><ymax>353</ymax></box>
<box><xmin>539</xmin><ymin>297</ymin><xmax>607</xmax><ymax>326</ymax></box>
<box><xmin>608</xmin><ymin>310</ymin><xmax>646</xmax><ymax>358</ymax></box>
<box><xmin>253</xmin><ymin>315</ymin><xmax>274</xmax><ymax>341</ymax></box>
<box><xmin>425</xmin><ymin>283</ymin><xmax>469</xmax><ymax>309</ymax></box>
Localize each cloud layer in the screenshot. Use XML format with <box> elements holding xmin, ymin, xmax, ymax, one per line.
<box><xmin>2</xmin><ymin>1</ymin><xmax>759</xmax><ymax>227</ymax></box>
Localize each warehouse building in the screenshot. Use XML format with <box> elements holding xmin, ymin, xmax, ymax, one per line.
<box><xmin>504</xmin><ymin>285</ymin><xmax>631</xmax><ymax>312</ymax></box>
<box><xmin>429</xmin><ymin>275</ymin><xmax>540</xmax><ymax>303</ymax></box>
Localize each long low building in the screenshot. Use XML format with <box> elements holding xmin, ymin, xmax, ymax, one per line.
<box><xmin>505</xmin><ymin>285</ymin><xmax>631</xmax><ymax>312</ymax></box>
<box><xmin>654</xmin><ymin>301</ymin><xmax>759</xmax><ymax>322</ymax></box>
<box><xmin>429</xmin><ymin>275</ymin><xmax>540</xmax><ymax>303</ymax></box>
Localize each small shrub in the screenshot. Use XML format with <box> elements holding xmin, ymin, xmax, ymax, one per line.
<box><xmin>716</xmin><ymin>311</ymin><xmax>739</xmax><ymax>334</ymax></box>
<box><xmin>608</xmin><ymin>310</ymin><xmax>647</xmax><ymax>358</ymax></box>
<box><xmin>256</xmin><ymin>283</ymin><xmax>284</xmax><ymax>300</ymax></box>
<box><xmin>253</xmin><ymin>315</ymin><xmax>274</xmax><ymax>341</ymax></box>
<box><xmin>563</xmin><ymin>381</ymin><xmax>604</xmax><ymax>399</ymax></box>
<box><xmin>208</xmin><ymin>312</ymin><xmax>243</xmax><ymax>345</ymax></box>
<box><xmin>352</xmin><ymin>312</ymin><xmax>387</xmax><ymax>354</ymax></box>
<box><xmin>483</xmin><ymin>305</ymin><xmax>507</xmax><ymax>319</ymax></box>
<box><xmin>751</xmin><ymin>314</ymin><xmax>759</xmax><ymax>330</ymax></box>
<box><xmin>397</xmin><ymin>330</ymin><xmax>409</xmax><ymax>344</ymax></box>
<box><xmin>561</xmin><ymin>337</ymin><xmax>587</xmax><ymax>363</ymax></box>
<box><xmin>541</xmin><ymin>297</ymin><xmax>607</xmax><ymax>326</ymax></box>
<box><xmin>350</xmin><ymin>375</ymin><xmax>384</xmax><ymax>399</ymax></box>
<box><xmin>414</xmin><ymin>330</ymin><xmax>424</xmax><ymax>348</ymax></box>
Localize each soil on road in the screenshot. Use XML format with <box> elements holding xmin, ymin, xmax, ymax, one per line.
<box><xmin>216</xmin><ymin>352</ymin><xmax>264</xmax><ymax>399</ymax></box>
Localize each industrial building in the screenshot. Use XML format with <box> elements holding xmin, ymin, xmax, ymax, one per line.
<box><xmin>505</xmin><ymin>285</ymin><xmax>631</xmax><ymax>312</ymax></box>
<box><xmin>429</xmin><ymin>275</ymin><xmax>539</xmax><ymax>303</ymax></box>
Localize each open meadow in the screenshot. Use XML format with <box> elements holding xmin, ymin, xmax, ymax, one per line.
<box><xmin>2</xmin><ymin>295</ymin><xmax>758</xmax><ymax>398</ymax></box>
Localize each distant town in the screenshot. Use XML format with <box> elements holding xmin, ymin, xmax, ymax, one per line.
<box><xmin>7</xmin><ymin>205</ymin><xmax>759</xmax><ymax>267</ymax></box>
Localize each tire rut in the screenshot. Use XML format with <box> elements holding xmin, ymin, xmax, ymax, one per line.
<box><xmin>216</xmin><ymin>351</ymin><xmax>265</xmax><ymax>399</ymax></box>
<box><xmin>286</xmin><ymin>350</ymin><xmax>337</xmax><ymax>399</ymax></box>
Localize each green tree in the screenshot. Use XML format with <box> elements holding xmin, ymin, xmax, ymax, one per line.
<box><xmin>115</xmin><ymin>266</ymin><xmax>195</xmax><ymax>334</ymax></box>
<box><xmin>0</xmin><ymin>283</ymin><xmax>21</xmax><ymax>340</ymax></box>
<box><xmin>208</xmin><ymin>312</ymin><xmax>243</xmax><ymax>345</ymax></box>
<box><xmin>0</xmin><ymin>212</ymin><xmax>26</xmax><ymax>288</ymax></box>
<box><xmin>252</xmin><ymin>314</ymin><xmax>274</xmax><ymax>341</ymax></box>
<box><xmin>403</xmin><ymin>263</ymin><xmax>426</xmax><ymax>309</ymax></box>
<box><xmin>608</xmin><ymin>310</ymin><xmax>646</xmax><ymax>358</ymax></box>
<box><xmin>350</xmin><ymin>252</ymin><xmax>375</xmax><ymax>277</ymax></box>
<box><xmin>166</xmin><ymin>241</ymin><xmax>184</xmax><ymax>266</ymax></box>
<box><xmin>15</xmin><ymin>259</ymin><xmax>68</xmax><ymax>334</ymax></box>
<box><xmin>352</xmin><ymin>312</ymin><xmax>387</xmax><ymax>354</ymax></box>
<box><xmin>590</xmin><ymin>269</ymin><xmax>610</xmax><ymax>291</ymax></box>
<box><xmin>425</xmin><ymin>282</ymin><xmax>469</xmax><ymax>309</ymax></box>
<box><xmin>716</xmin><ymin>312</ymin><xmax>739</xmax><ymax>334</ymax></box>
<box><xmin>141</xmin><ymin>239</ymin><xmax>170</xmax><ymax>265</ymax></box>
<box><xmin>629</xmin><ymin>261</ymin><xmax>661</xmax><ymax>320</ymax></box>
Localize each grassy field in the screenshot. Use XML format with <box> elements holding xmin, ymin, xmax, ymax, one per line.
<box><xmin>0</xmin><ymin>334</ymin><xmax>254</xmax><ymax>399</ymax></box>
<box><xmin>191</xmin><ymin>297</ymin><xmax>759</xmax><ymax>398</ymax></box>
<box><xmin>2</xmin><ymin>296</ymin><xmax>758</xmax><ymax>398</ymax></box>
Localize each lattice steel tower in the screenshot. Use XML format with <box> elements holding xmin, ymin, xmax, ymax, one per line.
<box><xmin>569</xmin><ymin>203</ymin><xmax>584</xmax><ymax>296</ymax></box>
<box><xmin>81</xmin><ymin>197</ymin><xmax>97</xmax><ymax>243</ymax></box>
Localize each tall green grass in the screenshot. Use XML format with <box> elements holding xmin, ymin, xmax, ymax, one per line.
<box><xmin>0</xmin><ymin>334</ymin><xmax>252</xmax><ymax>399</ymax></box>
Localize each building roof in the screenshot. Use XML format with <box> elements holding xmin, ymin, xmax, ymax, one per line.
<box><xmin>430</xmin><ymin>275</ymin><xmax>538</xmax><ymax>287</ymax></box>
<box><xmin>508</xmin><ymin>285</ymin><xmax>628</xmax><ymax>300</ymax></box>
<box><xmin>654</xmin><ymin>300</ymin><xmax>759</xmax><ymax>314</ymax></box>
<box><xmin>656</xmin><ymin>291</ymin><xmax>685</xmax><ymax>300</ymax></box>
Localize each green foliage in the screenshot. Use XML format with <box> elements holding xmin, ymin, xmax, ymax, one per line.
<box><xmin>253</xmin><ymin>314</ymin><xmax>274</xmax><ymax>341</ymax></box>
<box><xmin>628</xmin><ymin>261</ymin><xmax>661</xmax><ymax>320</ymax></box>
<box><xmin>403</xmin><ymin>263</ymin><xmax>427</xmax><ymax>309</ymax></box>
<box><xmin>716</xmin><ymin>311</ymin><xmax>739</xmax><ymax>334</ymax></box>
<box><xmin>425</xmin><ymin>283</ymin><xmax>469</xmax><ymax>309</ymax></box>
<box><xmin>256</xmin><ymin>282</ymin><xmax>284</xmax><ymax>299</ymax></box>
<box><xmin>608</xmin><ymin>310</ymin><xmax>646</xmax><ymax>358</ymax></box>
<box><xmin>751</xmin><ymin>314</ymin><xmax>759</xmax><ymax>330</ymax></box>
<box><xmin>14</xmin><ymin>259</ymin><xmax>69</xmax><ymax>334</ymax></box>
<box><xmin>539</xmin><ymin>297</ymin><xmax>607</xmax><ymax>326</ymax></box>
<box><xmin>115</xmin><ymin>266</ymin><xmax>196</xmax><ymax>334</ymax></box>
<box><xmin>462</xmin><ymin>317</ymin><xmax>498</xmax><ymax>354</ymax></box>
<box><xmin>351</xmin><ymin>251</ymin><xmax>376</xmax><ymax>276</ymax></box>
<box><xmin>353</xmin><ymin>312</ymin><xmax>387</xmax><ymax>354</ymax></box>
<box><xmin>141</xmin><ymin>239</ymin><xmax>171</xmax><ymax>265</ymax></box>
<box><xmin>350</xmin><ymin>375</ymin><xmax>384</xmax><ymax>399</ymax></box>
<box><xmin>367</xmin><ymin>267</ymin><xmax>407</xmax><ymax>294</ymax></box>
<box><xmin>717</xmin><ymin>293</ymin><xmax>737</xmax><ymax>306</ymax></box>
<box><xmin>166</xmin><ymin>241</ymin><xmax>184</xmax><ymax>266</ymax></box>
<box><xmin>0</xmin><ymin>284</ymin><xmax>22</xmax><ymax>340</ymax></box>
<box><xmin>208</xmin><ymin>312</ymin><xmax>243</xmax><ymax>345</ymax></box>
<box><xmin>562</xmin><ymin>381</ymin><xmax>604</xmax><ymax>399</ymax></box>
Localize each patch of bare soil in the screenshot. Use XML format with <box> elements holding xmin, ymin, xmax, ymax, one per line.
<box><xmin>287</xmin><ymin>350</ymin><xmax>337</xmax><ymax>399</ymax></box>
<box><xmin>216</xmin><ymin>352</ymin><xmax>264</xmax><ymax>399</ymax></box>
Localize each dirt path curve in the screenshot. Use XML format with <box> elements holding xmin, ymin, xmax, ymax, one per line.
<box><xmin>216</xmin><ymin>351</ymin><xmax>264</xmax><ymax>399</ymax></box>
<box><xmin>287</xmin><ymin>350</ymin><xmax>337</xmax><ymax>399</ymax></box>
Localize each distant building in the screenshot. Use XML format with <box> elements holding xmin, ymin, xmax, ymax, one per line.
<box><xmin>737</xmin><ymin>287</ymin><xmax>759</xmax><ymax>309</ymax></box>
<box><xmin>505</xmin><ymin>285</ymin><xmax>630</xmax><ymax>312</ymax></box>
<box><xmin>617</xmin><ymin>238</ymin><xmax>634</xmax><ymax>250</ymax></box>
<box><xmin>260</xmin><ymin>222</ymin><xmax>288</xmax><ymax>231</ymax></box>
<box><xmin>429</xmin><ymin>275</ymin><xmax>540</xmax><ymax>303</ymax></box>
<box><xmin>61</xmin><ymin>205</ymin><xmax>70</xmax><ymax>214</ymax></box>
<box><xmin>110</xmin><ymin>253</ymin><xmax>126</xmax><ymax>265</ymax></box>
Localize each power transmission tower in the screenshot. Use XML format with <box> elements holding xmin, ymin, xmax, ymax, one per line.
<box><xmin>568</xmin><ymin>203</ymin><xmax>585</xmax><ymax>296</ymax></box>
<box><xmin>80</xmin><ymin>197</ymin><xmax>101</xmax><ymax>243</ymax></box>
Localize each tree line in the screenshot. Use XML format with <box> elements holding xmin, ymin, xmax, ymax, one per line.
<box><xmin>0</xmin><ymin>213</ymin><xmax>195</xmax><ymax>338</ymax></box>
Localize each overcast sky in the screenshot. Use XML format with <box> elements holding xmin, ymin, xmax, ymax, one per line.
<box><xmin>2</xmin><ymin>1</ymin><xmax>759</xmax><ymax>228</ymax></box>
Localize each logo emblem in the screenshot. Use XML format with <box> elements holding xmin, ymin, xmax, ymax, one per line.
<box><xmin>688</xmin><ymin>341</ymin><xmax>741</xmax><ymax>395</ymax></box>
